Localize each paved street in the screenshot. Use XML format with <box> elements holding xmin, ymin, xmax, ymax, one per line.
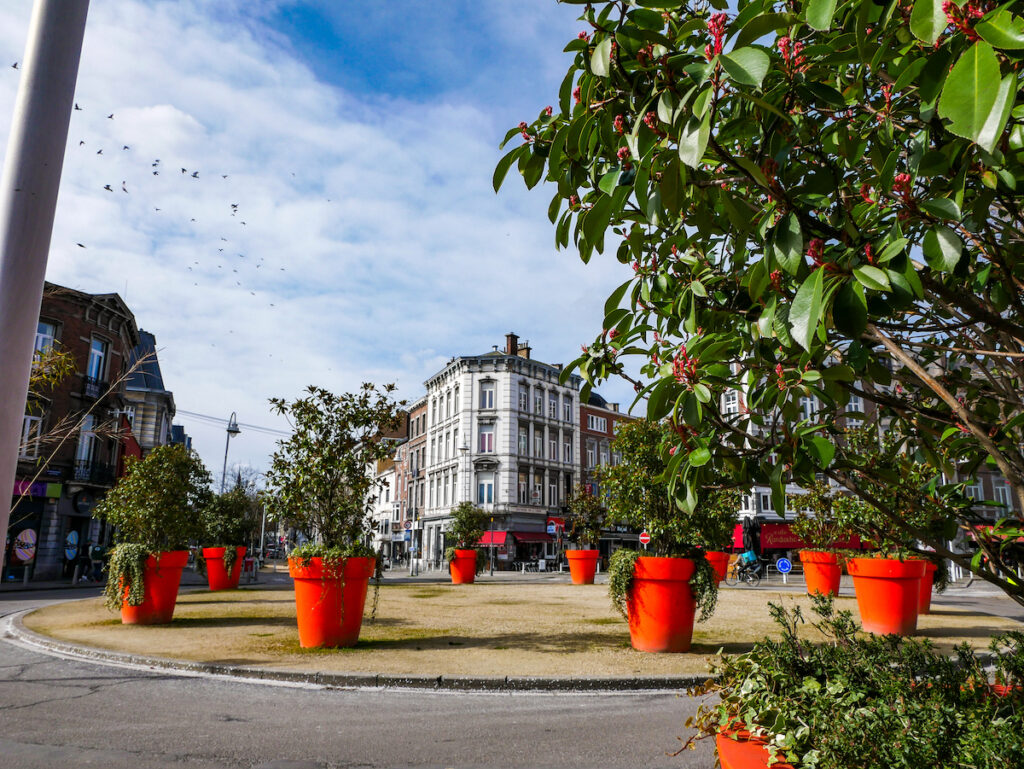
<box><xmin>1</xmin><ymin>587</ymin><xmax>715</xmax><ymax>769</ymax></box>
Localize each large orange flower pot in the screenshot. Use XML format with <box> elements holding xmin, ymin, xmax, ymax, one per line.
<box><xmin>203</xmin><ymin>546</ymin><xmax>247</xmax><ymax>591</ymax></box>
<box><xmin>449</xmin><ymin>549</ymin><xmax>477</xmax><ymax>584</ymax></box>
<box><xmin>918</xmin><ymin>560</ymin><xmax>938</xmax><ymax>615</ymax></box>
<box><xmin>847</xmin><ymin>557</ymin><xmax>926</xmax><ymax>635</ymax></box>
<box><xmin>705</xmin><ymin>550</ymin><xmax>730</xmax><ymax>585</ymax></box>
<box><xmin>120</xmin><ymin>550</ymin><xmax>189</xmax><ymax>625</ymax></box>
<box><xmin>800</xmin><ymin>550</ymin><xmax>841</xmax><ymax>597</ymax></box>
<box><xmin>627</xmin><ymin>556</ymin><xmax>696</xmax><ymax>653</ymax></box>
<box><xmin>716</xmin><ymin>731</ymin><xmax>795</xmax><ymax>769</ymax></box>
<box><xmin>566</xmin><ymin>549</ymin><xmax>600</xmax><ymax>585</ymax></box>
<box><xmin>289</xmin><ymin>556</ymin><xmax>375</xmax><ymax>648</ymax></box>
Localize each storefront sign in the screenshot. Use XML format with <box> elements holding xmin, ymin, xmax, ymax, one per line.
<box><xmin>12</xmin><ymin>481</ymin><xmax>61</xmax><ymax>499</ymax></box>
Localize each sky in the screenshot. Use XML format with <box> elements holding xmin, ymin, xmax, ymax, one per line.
<box><xmin>0</xmin><ymin>0</ymin><xmax>636</xmax><ymax>487</ymax></box>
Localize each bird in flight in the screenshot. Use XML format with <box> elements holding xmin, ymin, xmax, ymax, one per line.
<box><xmin>122</xmin><ymin>145</ymin><xmax>130</xmax><ymax>151</ymax></box>
<box><xmin>11</xmin><ymin>62</ymin><xmax>17</xmax><ymax>69</ymax></box>
<box><xmin>121</xmin><ymin>181</ymin><xmax>128</xmax><ymax>193</ymax></box>
<box><xmin>107</xmin><ymin>113</ymin><xmax>114</xmax><ymax>119</ymax></box>
<box><xmin>103</xmin><ymin>184</ymin><xmax>112</xmax><ymax>192</ymax></box>
<box><xmin>96</xmin><ymin>149</ymin><xmax>102</xmax><ymax>155</ymax></box>
<box><xmin>191</xmin><ymin>171</ymin><xmax>199</xmax><ymax>179</ymax></box>
<box><xmin>74</xmin><ymin>103</ymin><xmax>82</xmax><ymax>111</ymax></box>
<box><xmin>76</xmin><ymin>243</ymin><xmax>86</xmax><ymax>248</ymax></box>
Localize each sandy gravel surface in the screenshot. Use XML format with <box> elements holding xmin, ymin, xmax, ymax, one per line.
<box><xmin>23</xmin><ymin>582</ymin><xmax>1022</xmax><ymax>679</ymax></box>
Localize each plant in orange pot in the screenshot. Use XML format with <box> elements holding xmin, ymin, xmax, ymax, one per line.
<box><xmin>564</xmin><ymin>484</ymin><xmax>605</xmax><ymax>584</ymax></box>
<box><xmin>95</xmin><ymin>444</ymin><xmax>212</xmax><ymax>624</ymax></box>
<box><xmin>199</xmin><ymin>484</ymin><xmax>259</xmax><ymax>591</ymax></box>
<box><xmin>444</xmin><ymin>501</ymin><xmax>488</xmax><ymax>584</ymax></box>
<box><xmin>264</xmin><ymin>383</ymin><xmax>405</xmax><ymax>649</ymax></box>
<box><xmin>788</xmin><ymin>482</ymin><xmax>852</xmax><ymax>598</ymax></box>
<box><xmin>602</xmin><ymin>419</ymin><xmax>719</xmax><ymax>653</ymax></box>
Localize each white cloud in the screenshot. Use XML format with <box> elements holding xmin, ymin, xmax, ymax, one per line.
<box><xmin>0</xmin><ymin>0</ymin><xmax>635</xmax><ymax>483</ymax></box>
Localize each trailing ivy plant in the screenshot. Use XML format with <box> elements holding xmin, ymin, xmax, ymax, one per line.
<box><xmin>600</xmin><ymin>417</ymin><xmax>722</xmax><ymax>620</ymax></box>
<box><xmin>608</xmin><ymin>547</ymin><xmax>640</xmax><ymax>618</ymax></box>
<box><xmin>497</xmin><ymin>0</ymin><xmax>1024</xmax><ymax>604</ymax></box>
<box><xmin>685</xmin><ymin>595</ymin><xmax>1024</xmax><ymax>768</ymax></box>
<box><xmin>94</xmin><ymin>444</ymin><xmax>212</xmax><ymax>609</ymax></box>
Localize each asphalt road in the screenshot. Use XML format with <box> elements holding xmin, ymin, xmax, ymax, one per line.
<box><xmin>0</xmin><ymin>588</ymin><xmax>715</xmax><ymax>769</ymax></box>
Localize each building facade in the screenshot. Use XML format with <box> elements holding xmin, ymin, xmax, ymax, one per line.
<box><xmin>123</xmin><ymin>330</ymin><xmax>175</xmax><ymax>454</ymax></box>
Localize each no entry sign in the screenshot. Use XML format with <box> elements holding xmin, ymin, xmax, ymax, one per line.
<box><xmin>638</xmin><ymin>531</ymin><xmax>651</xmax><ymax>546</ymax></box>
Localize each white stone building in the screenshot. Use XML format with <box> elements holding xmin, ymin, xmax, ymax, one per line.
<box><xmin>417</xmin><ymin>333</ymin><xmax>582</xmax><ymax>566</ymax></box>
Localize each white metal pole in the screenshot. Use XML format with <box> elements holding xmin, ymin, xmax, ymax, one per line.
<box><xmin>0</xmin><ymin>0</ymin><xmax>90</xmax><ymax>574</ymax></box>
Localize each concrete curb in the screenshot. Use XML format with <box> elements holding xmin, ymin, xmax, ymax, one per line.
<box><xmin>5</xmin><ymin>611</ymin><xmax>710</xmax><ymax>694</ymax></box>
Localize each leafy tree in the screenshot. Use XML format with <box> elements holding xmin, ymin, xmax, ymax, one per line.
<box><xmin>202</xmin><ymin>485</ymin><xmax>260</xmax><ymax>548</ymax></box>
<box><xmin>498</xmin><ymin>0</ymin><xmax>1024</xmax><ymax>602</ymax></box>
<box><xmin>263</xmin><ymin>383</ymin><xmax>405</xmax><ymax>557</ymax></box>
<box><xmin>446</xmin><ymin>501</ymin><xmax>489</xmax><ymax>550</ymax></box>
<box><xmin>566</xmin><ymin>483</ymin><xmax>606</xmax><ymax>546</ymax></box>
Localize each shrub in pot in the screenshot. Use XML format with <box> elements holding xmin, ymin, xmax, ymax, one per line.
<box><xmin>263</xmin><ymin>383</ymin><xmax>405</xmax><ymax>648</ymax></box>
<box><xmin>788</xmin><ymin>482</ymin><xmax>854</xmax><ymax>598</ymax></box>
<box><xmin>601</xmin><ymin>419</ymin><xmax>719</xmax><ymax>652</ymax></box>
<box><xmin>94</xmin><ymin>444</ymin><xmax>212</xmax><ymax>624</ymax></box>
<box><xmin>564</xmin><ymin>484</ymin><xmax>605</xmax><ymax>584</ymax></box>
<box><xmin>199</xmin><ymin>485</ymin><xmax>259</xmax><ymax>591</ymax></box>
<box><xmin>444</xmin><ymin>501</ymin><xmax>488</xmax><ymax>584</ymax></box>
<box><xmin>688</xmin><ymin>595</ymin><xmax>1024</xmax><ymax>768</ymax></box>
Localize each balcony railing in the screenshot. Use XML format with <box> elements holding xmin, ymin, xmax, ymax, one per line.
<box><xmin>72</xmin><ymin>460</ymin><xmax>115</xmax><ymax>486</ymax></box>
<box><xmin>83</xmin><ymin>376</ymin><xmax>108</xmax><ymax>400</ymax></box>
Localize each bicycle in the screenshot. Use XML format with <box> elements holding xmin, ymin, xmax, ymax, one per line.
<box><xmin>724</xmin><ymin>561</ymin><xmax>761</xmax><ymax>587</ymax></box>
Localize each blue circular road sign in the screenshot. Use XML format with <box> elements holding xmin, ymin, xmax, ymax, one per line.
<box><xmin>775</xmin><ymin>557</ymin><xmax>792</xmax><ymax>574</ymax></box>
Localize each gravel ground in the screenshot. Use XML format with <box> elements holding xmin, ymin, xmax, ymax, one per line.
<box><xmin>22</xmin><ymin>580</ymin><xmax>1024</xmax><ymax>680</ymax></box>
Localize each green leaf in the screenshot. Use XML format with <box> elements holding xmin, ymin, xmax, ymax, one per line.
<box><xmin>689</xmin><ymin>447</ymin><xmax>711</xmax><ymax>467</ymax></box>
<box><xmin>492</xmin><ymin>146</ymin><xmax>521</xmax><ymax>192</ymax></box>
<box><xmin>719</xmin><ymin>47</ymin><xmax>771</xmax><ymax>88</ymax></box>
<box><xmin>789</xmin><ymin>268</ymin><xmax>825</xmax><ymax>352</ymax></box>
<box><xmin>834</xmin><ymin>280</ymin><xmax>868</xmax><ymax>337</ymax></box>
<box><xmin>734</xmin><ymin>13</ymin><xmax>794</xmax><ymax>49</ymax></box>
<box><xmin>977</xmin><ymin>74</ymin><xmax>1016</xmax><ymax>154</ymax></box>
<box><xmin>853</xmin><ymin>265</ymin><xmax>891</xmax><ymax>291</ymax></box>
<box><xmin>598</xmin><ymin>169</ymin><xmax>621</xmax><ymax>196</ymax></box>
<box><xmin>773</xmin><ymin>213</ymin><xmax>803</xmax><ymax>276</ymax></box>
<box><xmin>806</xmin><ymin>437</ymin><xmax>836</xmax><ymax>468</ymax></box>
<box><xmin>937</xmin><ymin>42</ymin><xmax>1002</xmax><ymax>149</ymax></box>
<box><xmin>918</xmin><ymin>197</ymin><xmax>961</xmax><ymax>221</ymax></box>
<box><xmin>910</xmin><ymin>0</ymin><xmax>946</xmax><ymax>46</ymax></box>
<box><xmin>976</xmin><ymin>10</ymin><xmax>1024</xmax><ymax>50</ymax></box>
<box><xmin>922</xmin><ymin>226</ymin><xmax>963</xmax><ymax>272</ymax></box>
<box><xmin>806</xmin><ymin>0</ymin><xmax>838</xmax><ymax>31</ymax></box>
<box><xmin>591</xmin><ymin>36</ymin><xmax>612</xmax><ymax>77</ymax></box>
<box><xmin>678</xmin><ymin>112</ymin><xmax>711</xmax><ymax>169</ymax></box>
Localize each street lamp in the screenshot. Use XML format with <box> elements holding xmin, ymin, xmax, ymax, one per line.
<box><xmin>220</xmin><ymin>411</ymin><xmax>240</xmax><ymax>493</ymax></box>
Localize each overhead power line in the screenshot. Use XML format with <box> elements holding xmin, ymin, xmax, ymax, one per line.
<box><xmin>175</xmin><ymin>408</ymin><xmax>290</xmax><ymax>437</ymax></box>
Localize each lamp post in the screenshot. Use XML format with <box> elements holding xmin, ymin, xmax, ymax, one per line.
<box><xmin>220</xmin><ymin>412</ymin><xmax>240</xmax><ymax>493</ymax></box>
<box><xmin>489</xmin><ymin>513</ymin><xmax>495</xmax><ymax>576</ymax></box>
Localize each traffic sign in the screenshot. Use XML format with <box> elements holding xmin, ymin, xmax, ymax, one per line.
<box><xmin>403</xmin><ymin>520</ymin><xmax>412</xmax><ymax>530</ymax></box>
<box><xmin>776</xmin><ymin>557</ymin><xmax>792</xmax><ymax>574</ymax></box>
<box><xmin>638</xmin><ymin>531</ymin><xmax>651</xmax><ymax>546</ymax></box>
<box><xmin>546</xmin><ymin>522</ymin><xmax>557</xmax><ymax>535</ymax></box>
<box><xmin>404</xmin><ymin>531</ymin><xmax>411</xmax><ymax>541</ymax></box>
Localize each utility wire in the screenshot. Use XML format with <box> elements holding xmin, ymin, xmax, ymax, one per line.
<box><xmin>175</xmin><ymin>408</ymin><xmax>290</xmax><ymax>437</ymax></box>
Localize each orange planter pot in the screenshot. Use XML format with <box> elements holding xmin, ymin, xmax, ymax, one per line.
<box><xmin>716</xmin><ymin>731</ymin><xmax>795</xmax><ymax>769</ymax></box>
<box><xmin>704</xmin><ymin>551</ymin><xmax>730</xmax><ymax>585</ymax></box>
<box><xmin>848</xmin><ymin>557</ymin><xmax>926</xmax><ymax>636</ymax></box>
<box><xmin>203</xmin><ymin>546</ymin><xmax>247</xmax><ymax>591</ymax></box>
<box><xmin>800</xmin><ymin>550</ymin><xmax>841</xmax><ymax>597</ymax></box>
<box><xmin>289</xmin><ymin>556</ymin><xmax>375</xmax><ymax>648</ymax></box>
<box><xmin>449</xmin><ymin>549</ymin><xmax>477</xmax><ymax>584</ymax></box>
<box><xmin>566</xmin><ymin>549</ymin><xmax>600</xmax><ymax>585</ymax></box>
<box><xmin>627</xmin><ymin>556</ymin><xmax>696</xmax><ymax>653</ymax></box>
<box><xmin>918</xmin><ymin>561</ymin><xmax>938</xmax><ymax>615</ymax></box>
<box><xmin>120</xmin><ymin>550</ymin><xmax>189</xmax><ymax>625</ymax></box>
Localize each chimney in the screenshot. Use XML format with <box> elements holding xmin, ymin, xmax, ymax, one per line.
<box><xmin>517</xmin><ymin>341</ymin><xmax>531</xmax><ymax>360</ymax></box>
<box><xmin>505</xmin><ymin>332</ymin><xmax>519</xmax><ymax>355</ymax></box>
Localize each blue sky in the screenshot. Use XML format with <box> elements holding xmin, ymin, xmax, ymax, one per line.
<box><xmin>0</xmin><ymin>0</ymin><xmax>635</xmax><ymax>483</ymax></box>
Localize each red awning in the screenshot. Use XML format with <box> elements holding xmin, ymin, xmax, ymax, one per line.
<box><xmin>759</xmin><ymin>522</ymin><xmax>867</xmax><ymax>550</ymax></box>
<box><xmin>478</xmin><ymin>531</ymin><xmax>508</xmax><ymax>546</ymax></box>
<box><xmin>510</xmin><ymin>531</ymin><xmax>553</xmax><ymax>543</ymax></box>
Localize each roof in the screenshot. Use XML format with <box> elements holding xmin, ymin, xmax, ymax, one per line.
<box><xmin>126</xmin><ymin>330</ymin><xmax>167</xmax><ymax>391</ymax></box>
<box><xmin>587</xmin><ymin>391</ymin><xmax>609</xmax><ymax>408</ymax></box>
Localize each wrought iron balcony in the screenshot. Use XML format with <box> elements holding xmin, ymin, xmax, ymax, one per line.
<box><xmin>83</xmin><ymin>376</ymin><xmax>108</xmax><ymax>400</ymax></box>
<box><xmin>72</xmin><ymin>460</ymin><xmax>115</xmax><ymax>486</ymax></box>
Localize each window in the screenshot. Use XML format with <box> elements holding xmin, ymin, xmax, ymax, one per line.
<box><xmin>123</xmin><ymin>405</ymin><xmax>135</xmax><ymax>429</ymax></box>
<box><xmin>86</xmin><ymin>337</ymin><xmax>108</xmax><ymax>394</ymax></box>
<box><xmin>548</xmin><ymin>393</ymin><xmax>558</xmax><ymax>418</ymax></box>
<box><xmin>477</xmin><ymin>473</ymin><xmax>494</xmax><ymax>505</ymax></box>
<box><xmin>20</xmin><ymin>415</ymin><xmax>42</xmax><ymax>459</ymax></box>
<box><xmin>35</xmin><ymin>321</ymin><xmax>57</xmax><ymax>355</ymax></box>
<box><xmin>740</xmin><ymin>495</ymin><xmax>753</xmax><ymax>513</ymax></box>
<box><xmin>533</xmin><ymin>472</ymin><xmax>543</xmax><ymax>505</ymax></box>
<box><xmin>563</xmin><ymin>395</ymin><xmax>573</xmax><ymax>422</ymax></box>
<box><xmin>430</xmin><ymin>438</ymin><xmax>436</xmax><ymax>466</ymax></box>
<box><xmin>759</xmin><ymin>492</ymin><xmax>774</xmax><ymax>513</ymax></box>
<box><xmin>445</xmin><ymin>432</ymin><xmax>450</xmax><ymax>460</ymax></box>
<box><xmin>800</xmin><ymin>396</ymin><xmax>818</xmax><ymax>422</ymax></box>
<box><xmin>549</xmin><ymin>436</ymin><xmax>557</xmax><ymax>460</ymax></box>
<box><xmin>965</xmin><ymin>480</ymin><xmax>984</xmax><ymax>501</ymax></box>
<box><xmin>519</xmin><ymin>385</ymin><xmax>529</xmax><ymax>411</ymax></box>
<box><xmin>846</xmin><ymin>394</ymin><xmax>864</xmax><ymax>417</ymax></box>
<box><xmin>429</xmin><ymin>478</ymin><xmax>435</xmax><ymax>508</ymax></box>
<box><xmin>533</xmin><ymin>430</ymin><xmax>543</xmax><ymax>457</ymax></box>
<box><xmin>453</xmin><ymin>385</ymin><xmax>459</xmax><ymax>412</ymax></box>
<box><xmin>451</xmin><ymin>470</ymin><xmax>458</xmax><ymax>503</ymax></box>
<box><xmin>432</xmin><ymin>399</ymin><xmax>437</xmax><ymax>425</ymax></box>
<box><xmin>518</xmin><ymin>423</ymin><xmax>529</xmax><ymax>456</ymax></box>
<box><xmin>587</xmin><ymin>414</ymin><xmax>608</xmax><ymax>432</ymax></box>
<box><xmin>384</xmin><ymin>488</ymin><xmax>390</xmax><ymax>504</ymax></box>
<box><xmin>993</xmin><ymin>478</ymin><xmax>1014</xmax><ymax>511</ymax></box>
<box><xmin>442</xmin><ymin>472</ymin><xmax>449</xmax><ymax>505</ymax></box>
<box><xmin>563</xmin><ymin>436</ymin><xmax>573</xmax><ymax>463</ymax></box>
<box><xmin>534</xmin><ymin>390</ymin><xmax>543</xmax><ymax>415</ymax></box>
<box><xmin>599</xmin><ymin>441</ymin><xmax>610</xmax><ymax>467</ymax></box>
<box><xmin>479</xmin><ymin>381</ymin><xmax>495</xmax><ymax>410</ymax></box>
<box><xmin>479</xmin><ymin>424</ymin><xmax>494</xmax><ymax>453</ymax></box>
<box><xmin>723</xmin><ymin>390</ymin><xmax>739</xmax><ymax>415</ymax></box>
<box><xmin>446</xmin><ymin>391</ymin><xmax>451</xmax><ymax>419</ymax></box>
<box><xmin>518</xmin><ymin>471</ymin><xmax>529</xmax><ymax>504</ymax></box>
<box><xmin>75</xmin><ymin>414</ymin><xmax>97</xmax><ymax>467</ymax></box>
<box><xmin>586</xmin><ymin>439</ymin><xmax>596</xmax><ymax>468</ymax></box>
<box><xmin>549</xmin><ymin>480</ymin><xmax>558</xmax><ymax>507</ymax></box>
<box><xmin>452</xmin><ymin>428</ymin><xmax>458</xmax><ymax>456</ymax></box>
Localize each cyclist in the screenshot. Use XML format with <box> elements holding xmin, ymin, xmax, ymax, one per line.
<box><xmin>736</xmin><ymin>549</ymin><xmax>760</xmax><ymax>577</ymax></box>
